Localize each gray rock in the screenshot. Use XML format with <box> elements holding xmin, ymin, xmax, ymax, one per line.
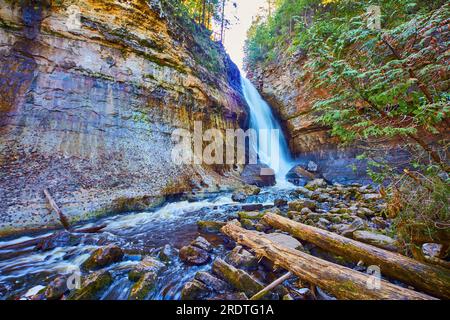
<box><xmin>353</xmin><ymin>231</ymin><xmax>398</xmax><ymax>251</ymax></box>
<box><xmin>226</xmin><ymin>246</ymin><xmax>258</xmax><ymax>269</ymax></box>
<box><xmin>179</xmin><ymin>245</ymin><xmax>210</xmax><ymax>265</ymax></box>
<box><xmin>181</xmin><ymin>280</ymin><xmax>209</xmax><ymax>300</ymax></box>
<box><xmin>191</xmin><ymin>236</ymin><xmax>213</xmax><ymax>253</ymax></box>
<box><xmin>212</xmin><ymin>258</ymin><xmax>263</xmax><ymax>296</ymax></box>
<box><xmin>128</xmin><ymin>256</ymin><xmax>165</xmax><ymax>281</ymax></box>
<box><xmin>194</xmin><ymin>272</ymin><xmax>228</xmax><ymax>292</ymax></box>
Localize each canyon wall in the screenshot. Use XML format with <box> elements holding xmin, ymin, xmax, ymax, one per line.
<box><xmin>0</xmin><ymin>0</ymin><xmax>247</xmax><ymax>236</ymax></box>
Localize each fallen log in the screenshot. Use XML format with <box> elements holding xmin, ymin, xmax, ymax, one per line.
<box><xmin>44</xmin><ymin>189</ymin><xmax>71</xmax><ymax>231</ymax></box>
<box><xmin>221</xmin><ymin>222</ymin><xmax>436</xmax><ymax>300</ymax></box>
<box><xmin>263</xmin><ymin>213</ymin><xmax>450</xmax><ymax>299</ymax></box>
<box><xmin>250</xmin><ymin>272</ymin><xmax>293</xmax><ymax>300</ymax></box>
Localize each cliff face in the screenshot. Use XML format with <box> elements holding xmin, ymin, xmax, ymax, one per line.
<box><xmin>0</xmin><ymin>0</ymin><xmax>247</xmax><ymax>236</ymax></box>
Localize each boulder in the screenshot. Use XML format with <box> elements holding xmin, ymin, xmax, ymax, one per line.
<box><xmin>241</xmin><ymin>204</ymin><xmax>264</xmax><ymax>211</ymax></box>
<box><xmin>191</xmin><ymin>236</ymin><xmax>213</xmax><ymax>252</ymax></box>
<box><xmin>212</xmin><ymin>258</ymin><xmax>264</xmax><ymax>297</ymax></box>
<box><xmin>286</xmin><ymin>165</ymin><xmax>315</xmax><ymax>186</ymax></box>
<box><xmin>265</xmin><ymin>232</ymin><xmax>304</xmax><ymax>251</ymax></box>
<box><xmin>128</xmin><ymin>256</ymin><xmax>165</xmax><ymax>281</ymax></box>
<box><xmin>81</xmin><ymin>245</ymin><xmax>124</xmax><ymax>270</ymax></box>
<box><xmin>197</xmin><ymin>221</ymin><xmax>226</xmax><ymax>233</ymax></box>
<box><xmin>181</xmin><ymin>280</ymin><xmax>209</xmax><ymax>300</ymax></box>
<box><xmin>226</xmin><ymin>246</ymin><xmax>258</xmax><ymax>269</ymax></box>
<box><xmin>35</xmin><ymin>231</ymin><xmax>81</xmax><ymax>251</ymax></box>
<box><xmin>44</xmin><ymin>277</ymin><xmax>68</xmax><ymax>300</ymax></box>
<box><xmin>362</xmin><ymin>193</ymin><xmax>382</xmax><ymax>201</ymax></box>
<box><xmin>288</xmin><ymin>199</ymin><xmax>317</xmax><ymax>212</ymax></box>
<box><xmin>128</xmin><ymin>272</ymin><xmax>158</xmax><ymax>300</ymax></box>
<box><xmin>194</xmin><ymin>272</ymin><xmax>228</xmax><ymax>292</ymax></box>
<box><xmin>305</xmin><ymin>179</ymin><xmax>327</xmax><ymax>190</ymax></box>
<box><xmin>232</xmin><ymin>191</ymin><xmax>247</xmax><ymax>202</ymax></box>
<box><xmin>158</xmin><ymin>244</ymin><xmax>178</xmax><ymax>262</ymax></box>
<box><xmin>179</xmin><ymin>245</ymin><xmax>210</xmax><ymax>265</ymax></box>
<box><xmin>307</xmin><ymin>161</ymin><xmax>318</xmax><ymax>172</ymax></box>
<box><xmin>353</xmin><ymin>231</ymin><xmax>398</xmax><ymax>252</ymax></box>
<box><xmin>274</xmin><ymin>199</ymin><xmax>288</xmax><ymax>207</ymax></box>
<box><xmin>238</xmin><ymin>211</ymin><xmax>265</xmax><ymax>220</ymax></box>
<box><xmin>240</xmin><ymin>164</ymin><xmax>276</xmax><ymax>187</ymax></box>
<box><xmin>340</xmin><ymin>218</ymin><xmax>365</xmax><ymax>237</ymax></box>
<box><xmin>68</xmin><ymin>270</ymin><xmax>112</xmax><ymax>300</ymax></box>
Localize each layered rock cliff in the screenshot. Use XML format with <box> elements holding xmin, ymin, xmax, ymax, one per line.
<box><xmin>0</xmin><ymin>0</ymin><xmax>247</xmax><ymax>236</ymax></box>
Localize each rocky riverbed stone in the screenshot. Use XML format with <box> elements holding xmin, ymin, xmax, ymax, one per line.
<box><xmin>68</xmin><ymin>270</ymin><xmax>112</xmax><ymax>300</ymax></box>
<box><xmin>197</xmin><ymin>221</ymin><xmax>226</xmax><ymax>233</ymax></box>
<box><xmin>128</xmin><ymin>256</ymin><xmax>165</xmax><ymax>282</ymax></box>
<box><xmin>353</xmin><ymin>231</ymin><xmax>398</xmax><ymax>251</ymax></box>
<box><xmin>181</xmin><ymin>280</ymin><xmax>209</xmax><ymax>300</ymax></box>
<box><xmin>238</xmin><ymin>211</ymin><xmax>265</xmax><ymax>220</ymax></box>
<box><xmin>212</xmin><ymin>258</ymin><xmax>264</xmax><ymax>296</ymax></box>
<box><xmin>128</xmin><ymin>272</ymin><xmax>158</xmax><ymax>300</ymax></box>
<box><xmin>194</xmin><ymin>272</ymin><xmax>228</xmax><ymax>292</ymax></box>
<box><xmin>179</xmin><ymin>246</ymin><xmax>210</xmax><ymax>265</ymax></box>
<box><xmin>81</xmin><ymin>245</ymin><xmax>124</xmax><ymax>270</ymax></box>
<box><xmin>226</xmin><ymin>246</ymin><xmax>258</xmax><ymax>270</ymax></box>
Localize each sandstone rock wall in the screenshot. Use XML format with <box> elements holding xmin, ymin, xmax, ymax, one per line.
<box><xmin>0</xmin><ymin>0</ymin><xmax>247</xmax><ymax>236</ymax></box>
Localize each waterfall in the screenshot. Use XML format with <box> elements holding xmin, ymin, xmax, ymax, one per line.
<box><xmin>241</xmin><ymin>76</ymin><xmax>294</xmax><ymax>184</ymax></box>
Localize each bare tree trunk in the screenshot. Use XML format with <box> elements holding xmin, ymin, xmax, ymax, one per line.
<box><xmin>221</xmin><ymin>222</ymin><xmax>436</xmax><ymax>300</ymax></box>
<box><xmin>220</xmin><ymin>0</ymin><xmax>226</xmax><ymax>42</ymax></box>
<box><xmin>44</xmin><ymin>189</ymin><xmax>71</xmax><ymax>231</ymax></box>
<box><xmin>263</xmin><ymin>213</ymin><xmax>450</xmax><ymax>299</ymax></box>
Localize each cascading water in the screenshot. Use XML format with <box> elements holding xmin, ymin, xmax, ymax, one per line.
<box><xmin>241</xmin><ymin>76</ymin><xmax>294</xmax><ymax>184</ymax></box>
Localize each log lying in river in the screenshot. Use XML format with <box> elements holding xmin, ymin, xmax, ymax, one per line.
<box><xmin>221</xmin><ymin>222</ymin><xmax>436</xmax><ymax>300</ymax></box>
<box><xmin>263</xmin><ymin>213</ymin><xmax>450</xmax><ymax>299</ymax></box>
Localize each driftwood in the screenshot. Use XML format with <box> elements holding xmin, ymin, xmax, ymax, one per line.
<box><xmin>44</xmin><ymin>189</ymin><xmax>71</xmax><ymax>230</ymax></box>
<box><xmin>263</xmin><ymin>213</ymin><xmax>450</xmax><ymax>299</ymax></box>
<box><xmin>222</xmin><ymin>222</ymin><xmax>436</xmax><ymax>300</ymax></box>
<box><xmin>250</xmin><ymin>272</ymin><xmax>293</xmax><ymax>300</ymax></box>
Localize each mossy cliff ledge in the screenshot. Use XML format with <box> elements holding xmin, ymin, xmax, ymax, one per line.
<box><xmin>0</xmin><ymin>0</ymin><xmax>247</xmax><ymax>236</ymax></box>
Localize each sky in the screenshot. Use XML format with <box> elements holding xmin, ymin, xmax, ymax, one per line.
<box><xmin>222</xmin><ymin>0</ymin><xmax>268</xmax><ymax>71</ymax></box>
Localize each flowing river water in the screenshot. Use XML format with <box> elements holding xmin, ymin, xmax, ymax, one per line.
<box><xmin>0</xmin><ymin>78</ymin><xmax>300</xmax><ymax>300</ymax></box>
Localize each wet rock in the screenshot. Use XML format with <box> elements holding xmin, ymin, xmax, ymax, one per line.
<box><xmin>423</xmin><ymin>243</ymin><xmax>443</xmax><ymax>258</ymax></box>
<box><xmin>44</xmin><ymin>277</ymin><xmax>68</xmax><ymax>300</ymax></box>
<box><xmin>191</xmin><ymin>236</ymin><xmax>213</xmax><ymax>252</ymax></box>
<box><xmin>35</xmin><ymin>231</ymin><xmax>81</xmax><ymax>251</ymax></box>
<box><xmin>24</xmin><ymin>285</ymin><xmax>46</xmax><ymax>300</ymax></box>
<box><xmin>129</xmin><ymin>272</ymin><xmax>158</xmax><ymax>300</ymax></box>
<box><xmin>128</xmin><ymin>256</ymin><xmax>165</xmax><ymax>281</ymax></box>
<box><xmin>197</xmin><ymin>221</ymin><xmax>226</xmax><ymax>233</ymax></box>
<box><xmin>232</xmin><ymin>191</ymin><xmax>247</xmax><ymax>202</ymax></box>
<box><xmin>353</xmin><ymin>231</ymin><xmax>398</xmax><ymax>251</ymax></box>
<box><xmin>340</xmin><ymin>218</ymin><xmax>365</xmax><ymax>237</ymax></box>
<box><xmin>372</xmin><ymin>217</ymin><xmax>389</xmax><ymax>229</ymax></box>
<box><xmin>68</xmin><ymin>270</ymin><xmax>112</xmax><ymax>300</ymax></box>
<box><xmin>255</xmin><ymin>222</ymin><xmax>270</xmax><ymax>232</ymax></box>
<box><xmin>81</xmin><ymin>245</ymin><xmax>124</xmax><ymax>270</ymax></box>
<box><xmin>283</xmin><ymin>294</ymin><xmax>294</xmax><ymax>300</ymax></box>
<box><xmin>212</xmin><ymin>258</ymin><xmax>264</xmax><ymax>296</ymax></box>
<box><xmin>305</xmin><ymin>179</ymin><xmax>327</xmax><ymax>190</ymax></box>
<box><xmin>158</xmin><ymin>244</ymin><xmax>178</xmax><ymax>263</ymax></box>
<box><xmin>226</xmin><ymin>246</ymin><xmax>258</xmax><ymax>269</ymax></box>
<box><xmin>274</xmin><ymin>199</ymin><xmax>288</xmax><ymax>207</ymax></box>
<box><xmin>219</xmin><ymin>293</ymin><xmax>249</xmax><ymax>300</ymax></box>
<box><xmin>240</xmin><ymin>218</ymin><xmax>256</xmax><ymax>230</ymax></box>
<box><xmin>179</xmin><ymin>245</ymin><xmax>210</xmax><ymax>265</ymax></box>
<box><xmin>238</xmin><ymin>211</ymin><xmax>265</xmax><ymax>220</ymax></box>
<box><xmin>286</xmin><ymin>165</ymin><xmax>315</xmax><ymax>186</ymax></box>
<box><xmin>265</xmin><ymin>232</ymin><xmax>303</xmax><ymax>251</ymax></box>
<box><xmin>240</xmin><ymin>164</ymin><xmax>276</xmax><ymax>187</ymax></box>
<box><xmin>241</xmin><ymin>204</ymin><xmax>264</xmax><ymax>211</ymax></box>
<box><xmin>288</xmin><ymin>199</ymin><xmax>316</xmax><ymax>212</ymax></box>
<box><xmin>357</xmin><ymin>207</ymin><xmax>375</xmax><ymax>218</ymax></box>
<box><xmin>194</xmin><ymin>272</ymin><xmax>228</xmax><ymax>292</ymax></box>
<box><xmin>294</xmin><ymin>187</ymin><xmax>313</xmax><ymax>198</ymax></box>
<box><xmin>181</xmin><ymin>279</ymin><xmax>209</xmax><ymax>300</ymax></box>
<box><xmin>362</xmin><ymin>193</ymin><xmax>382</xmax><ymax>201</ymax></box>
<box><xmin>307</xmin><ymin>161</ymin><xmax>318</xmax><ymax>172</ymax></box>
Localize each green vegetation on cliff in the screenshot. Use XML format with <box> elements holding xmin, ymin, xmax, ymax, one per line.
<box><xmin>245</xmin><ymin>0</ymin><xmax>449</xmax><ymax>257</ymax></box>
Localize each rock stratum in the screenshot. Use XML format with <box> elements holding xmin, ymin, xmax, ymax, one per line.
<box><xmin>0</xmin><ymin>0</ymin><xmax>247</xmax><ymax>236</ymax></box>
